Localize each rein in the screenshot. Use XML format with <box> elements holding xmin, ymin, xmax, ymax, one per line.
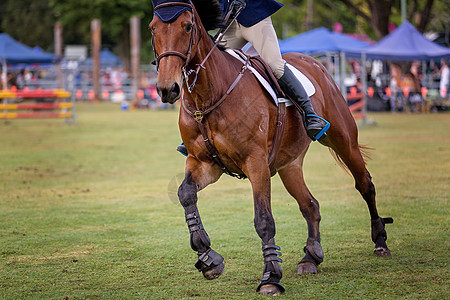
<box><xmin>182</xmin><ymin>56</ymin><xmax>250</xmax><ymax>179</ymax></box>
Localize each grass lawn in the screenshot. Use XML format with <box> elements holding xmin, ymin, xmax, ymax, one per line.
<box><xmin>0</xmin><ymin>103</ymin><xmax>449</xmax><ymax>299</ymax></box>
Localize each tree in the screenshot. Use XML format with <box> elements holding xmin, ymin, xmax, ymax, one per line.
<box><xmin>335</xmin><ymin>0</ymin><xmax>438</xmax><ymax>39</ymax></box>
<box><xmin>0</xmin><ymin>0</ymin><xmax>56</xmax><ymax>51</ymax></box>
<box><xmin>50</xmin><ymin>0</ymin><xmax>152</xmax><ymax>71</ymax></box>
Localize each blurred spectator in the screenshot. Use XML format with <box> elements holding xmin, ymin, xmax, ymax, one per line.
<box><xmin>440</xmin><ymin>59</ymin><xmax>449</xmax><ymax>98</ymax></box>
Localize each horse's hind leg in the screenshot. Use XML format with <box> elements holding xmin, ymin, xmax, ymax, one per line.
<box><xmin>278</xmin><ymin>156</ymin><xmax>324</xmax><ymax>274</ymax></box>
<box><xmin>327</xmin><ymin>123</ymin><xmax>391</xmax><ymax>256</ymax></box>
<box><xmin>178</xmin><ymin>158</ymin><xmax>225</xmax><ymax>279</ymax></box>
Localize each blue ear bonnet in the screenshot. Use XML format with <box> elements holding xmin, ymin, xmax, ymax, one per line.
<box><xmin>153</xmin><ymin>0</ymin><xmax>192</xmax><ymax>22</ymax></box>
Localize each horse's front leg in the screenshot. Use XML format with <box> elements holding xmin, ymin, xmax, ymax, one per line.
<box><xmin>245</xmin><ymin>159</ymin><xmax>285</xmax><ymax>295</ymax></box>
<box><xmin>178</xmin><ymin>157</ymin><xmax>224</xmax><ymax>279</ymax></box>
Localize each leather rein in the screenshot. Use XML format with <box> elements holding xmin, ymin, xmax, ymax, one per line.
<box><xmin>152</xmin><ymin>1</ymin><xmax>286</xmax><ymax>179</ymax></box>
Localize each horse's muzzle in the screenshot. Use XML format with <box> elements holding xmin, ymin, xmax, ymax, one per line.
<box><xmin>157</xmin><ymin>82</ymin><xmax>181</xmax><ymax>104</ymax></box>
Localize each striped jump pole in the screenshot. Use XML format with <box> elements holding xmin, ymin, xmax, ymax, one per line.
<box><xmin>0</xmin><ymin>89</ymin><xmax>75</xmax><ymax>123</ymax></box>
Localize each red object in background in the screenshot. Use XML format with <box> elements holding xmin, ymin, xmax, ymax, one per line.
<box><xmin>402</xmin><ymin>87</ymin><xmax>410</xmax><ymax>97</ymax></box>
<box><xmin>421</xmin><ymin>87</ymin><xmax>428</xmax><ymax>98</ymax></box>
<box><xmin>150</xmin><ymin>87</ymin><xmax>158</xmax><ymax>99</ymax></box>
<box><xmin>367</xmin><ymin>87</ymin><xmax>374</xmax><ymax>98</ymax></box>
<box><xmin>76</xmin><ymin>89</ymin><xmax>83</xmax><ymax>99</ymax></box>
<box><xmin>88</xmin><ymin>90</ymin><xmax>95</xmax><ymax>100</ymax></box>
<box><xmin>102</xmin><ymin>90</ymin><xmax>109</xmax><ymax>100</ymax></box>
<box><xmin>385</xmin><ymin>87</ymin><xmax>391</xmax><ymax>98</ymax></box>
<box><xmin>333</xmin><ymin>22</ymin><xmax>343</xmax><ymax>33</ymax></box>
<box><xmin>137</xmin><ymin>89</ymin><xmax>144</xmax><ymax>99</ymax></box>
<box><xmin>440</xmin><ymin>88</ymin><xmax>447</xmax><ymax>98</ymax></box>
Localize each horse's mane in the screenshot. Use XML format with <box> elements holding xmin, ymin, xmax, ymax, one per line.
<box><xmin>191</xmin><ymin>0</ymin><xmax>224</xmax><ymax>31</ymax></box>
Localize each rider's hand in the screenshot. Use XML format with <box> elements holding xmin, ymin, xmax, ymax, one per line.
<box><xmin>230</xmin><ymin>0</ymin><xmax>247</xmax><ymax>13</ymax></box>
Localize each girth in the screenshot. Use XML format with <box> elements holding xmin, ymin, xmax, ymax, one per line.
<box><xmin>182</xmin><ymin>55</ymin><xmax>287</xmax><ymax>179</ymax></box>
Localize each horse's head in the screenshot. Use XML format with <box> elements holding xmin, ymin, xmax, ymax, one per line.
<box><xmin>150</xmin><ymin>0</ymin><xmax>223</xmax><ymax>103</ymax></box>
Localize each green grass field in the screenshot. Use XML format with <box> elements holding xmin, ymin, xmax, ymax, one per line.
<box><xmin>1</xmin><ymin>103</ymin><xmax>449</xmax><ymax>299</ymax></box>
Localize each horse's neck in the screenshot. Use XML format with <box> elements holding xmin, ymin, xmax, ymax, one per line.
<box><xmin>184</xmin><ymin>36</ymin><xmax>241</xmax><ymax>108</ymax></box>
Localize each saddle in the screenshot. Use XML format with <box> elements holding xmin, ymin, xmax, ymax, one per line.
<box><xmin>248</xmin><ymin>55</ymin><xmax>286</xmax><ymax>99</ymax></box>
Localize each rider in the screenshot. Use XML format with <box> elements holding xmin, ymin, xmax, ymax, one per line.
<box><xmin>177</xmin><ymin>0</ymin><xmax>327</xmax><ymax>155</ymax></box>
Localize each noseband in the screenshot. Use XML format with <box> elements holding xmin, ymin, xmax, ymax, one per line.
<box><xmin>152</xmin><ymin>1</ymin><xmax>202</xmax><ymax>92</ymax></box>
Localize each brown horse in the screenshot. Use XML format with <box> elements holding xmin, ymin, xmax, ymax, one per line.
<box><xmin>150</xmin><ymin>0</ymin><xmax>391</xmax><ymax>295</ymax></box>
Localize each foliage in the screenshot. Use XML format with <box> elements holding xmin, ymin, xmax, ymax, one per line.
<box><xmin>0</xmin><ymin>0</ymin><xmax>448</xmax><ymax>65</ymax></box>
<box><xmin>0</xmin><ymin>104</ymin><xmax>449</xmax><ymax>299</ymax></box>
<box><xmin>0</xmin><ymin>0</ymin><xmax>56</xmax><ymax>51</ymax></box>
<box><xmin>50</xmin><ymin>0</ymin><xmax>153</xmax><ymax>69</ymax></box>
<box><xmin>273</xmin><ymin>0</ymin><xmax>449</xmax><ymax>40</ymax></box>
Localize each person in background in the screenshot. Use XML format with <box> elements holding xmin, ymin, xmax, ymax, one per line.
<box><xmin>440</xmin><ymin>59</ymin><xmax>449</xmax><ymax>98</ymax></box>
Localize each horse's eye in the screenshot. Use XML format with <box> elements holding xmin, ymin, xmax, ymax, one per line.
<box><xmin>185</xmin><ymin>23</ymin><xmax>193</xmax><ymax>33</ymax></box>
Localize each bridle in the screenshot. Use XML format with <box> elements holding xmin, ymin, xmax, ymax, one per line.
<box><xmin>152</xmin><ymin>1</ymin><xmax>203</xmax><ymax>93</ymax></box>
<box><xmin>152</xmin><ymin>0</ymin><xmax>243</xmax><ymax>93</ymax></box>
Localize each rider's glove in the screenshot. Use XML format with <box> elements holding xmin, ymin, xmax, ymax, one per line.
<box><xmin>229</xmin><ymin>0</ymin><xmax>247</xmax><ymax>14</ymax></box>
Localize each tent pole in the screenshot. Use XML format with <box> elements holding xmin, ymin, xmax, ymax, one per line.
<box><xmin>2</xmin><ymin>58</ymin><xmax>7</xmax><ymax>121</ymax></box>
<box><xmin>326</xmin><ymin>52</ymin><xmax>332</xmax><ymax>78</ymax></box>
<box><xmin>361</xmin><ymin>53</ymin><xmax>368</xmax><ymax>125</ymax></box>
<box><xmin>334</xmin><ymin>53</ymin><xmax>340</xmax><ymax>88</ymax></box>
<box><xmin>340</xmin><ymin>51</ymin><xmax>347</xmax><ymax>100</ymax></box>
<box><xmin>1</xmin><ymin>58</ymin><xmax>6</xmax><ymax>89</ymax></box>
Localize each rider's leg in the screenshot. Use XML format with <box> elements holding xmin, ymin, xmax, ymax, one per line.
<box><xmin>277</xmin><ymin>65</ymin><xmax>326</xmax><ymax>140</ymax></box>
<box><xmin>240</xmin><ymin>17</ymin><xmax>326</xmax><ymax>140</ymax></box>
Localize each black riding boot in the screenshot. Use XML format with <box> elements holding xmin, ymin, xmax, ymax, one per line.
<box><xmin>277</xmin><ymin>65</ymin><xmax>326</xmax><ymax>141</ymax></box>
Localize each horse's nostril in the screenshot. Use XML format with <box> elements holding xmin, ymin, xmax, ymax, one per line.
<box><xmin>172</xmin><ymin>82</ymin><xmax>180</xmax><ymax>98</ymax></box>
<box><xmin>156</xmin><ymin>82</ymin><xmax>181</xmax><ymax>103</ymax></box>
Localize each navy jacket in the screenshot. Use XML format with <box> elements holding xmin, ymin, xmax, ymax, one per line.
<box><xmin>218</xmin><ymin>0</ymin><xmax>283</xmax><ymax>27</ymax></box>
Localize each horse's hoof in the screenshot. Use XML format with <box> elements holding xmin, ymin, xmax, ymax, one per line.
<box><xmin>202</xmin><ymin>262</ymin><xmax>225</xmax><ymax>280</ymax></box>
<box><xmin>374</xmin><ymin>247</ymin><xmax>391</xmax><ymax>257</ymax></box>
<box><xmin>258</xmin><ymin>284</ymin><xmax>282</xmax><ymax>296</ymax></box>
<box><xmin>297</xmin><ymin>262</ymin><xmax>317</xmax><ymax>274</ymax></box>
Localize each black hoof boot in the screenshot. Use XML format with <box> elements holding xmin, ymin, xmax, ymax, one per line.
<box><xmin>371</xmin><ymin>217</ymin><xmax>393</xmax><ymax>257</ymax></box>
<box><xmin>298</xmin><ymin>238</ymin><xmax>323</xmax><ymax>274</ymax></box>
<box><xmin>195</xmin><ymin>248</ymin><xmax>225</xmax><ymax>280</ymax></box>
<box><xmin>256</xmin><ymin>242</ymin><xmax>285</xmax><ymax>295</ymax></box>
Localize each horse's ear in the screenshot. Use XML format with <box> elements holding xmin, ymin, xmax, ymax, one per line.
<box><xmin>191</xmin><ymin>0</ymin><xmax>224</xmax><ymax>31</ymax></box>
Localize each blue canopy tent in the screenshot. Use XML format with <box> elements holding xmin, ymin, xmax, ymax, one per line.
<box><xmin>279</xmin><ymin>27</ymin><xmax>371</xmax><ymax>103</ymax></box>
<box><xmin>0</xmin><ymin>33</ymin><xmax>57</xmax><ymax>87</ymax></box>
<box><xmin>359</xmin><ymin>21</ymin><xmax>450</xmax><ymax>61</ymax></box>
<box><xmin>83</xmin><ymin>49</ymin><xmax>122</xmax><ymax>67</ymax></box>
<box><xmin>279</xmin><ymin>27</ymin><xmax>371</xmax><ymax>57</ymax></box>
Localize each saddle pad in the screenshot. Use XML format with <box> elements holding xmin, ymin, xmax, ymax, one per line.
<box><xmin>225</xmin><ymin>48</ymin><xmax>315</xmax><ymax>107</ymax></box>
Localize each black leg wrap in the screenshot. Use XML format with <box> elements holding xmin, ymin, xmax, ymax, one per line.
<box><xmin>303</xmin><ymin>238</ymin><xmax>324</xmax><ymax>265</ymax></box>
<box><xmin>186</xmin><ymin>209</ymin><xmax>224</xmax><ymax>272</ymax></box>
<box><xmin>194</xmin><ymin>248</ymin><xmax>224</xmax><ymax>272</ymax></box>
<box><xmin>371</xmin><ymin>217</ymin><xmax>393</xmax><ymax>255</ymax></box>
<box><xmin>186</xmin><ymin>209</ymin><xmax>211</xmax><ymax>252</ymax></box>
<box><xmin>371</xmin><ymin>217</ymin><xmax>387</xmax><ymax>244</ymax></box>
<box><xmin>256</xmin><ymin>242</ymin><xmax>285</xmax><ymax>293</ymax></box>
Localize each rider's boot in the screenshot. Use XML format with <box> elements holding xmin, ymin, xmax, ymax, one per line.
<box><xmin>277</xmin><ymin>64</ymin><xmax>327</xmax><ymax>141</ymax></box>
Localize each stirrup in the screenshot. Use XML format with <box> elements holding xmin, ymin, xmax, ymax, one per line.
<box><xmin>177</xmin><ymin>142</ymin><xmax>188</xmax><ymax>157</ymax></box>
<box><xmin>306</xmin><ymin>114</ymin><xmax>330</xmax><ymax>141</ymax></box>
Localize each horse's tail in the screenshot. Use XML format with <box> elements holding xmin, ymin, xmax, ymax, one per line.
<box><xmin>328</xmin><ymin>144</ymin><xmax>373</xmax><ymax>175</ymax></box>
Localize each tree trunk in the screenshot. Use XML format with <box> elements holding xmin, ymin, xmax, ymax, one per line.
<box><xmin>369</xmin><ymin>0</ymin><xmax>393</xmax><ymax>39</ymax></box>
<box><xmin>118</xmin><ymin>25</ymin><xmax>131</xmax><ymax>73</ymax></box>
<box><xmin>417</xmin><ymin>0</ymin><xmax>435</xmax><ymax>33</ymax></box>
